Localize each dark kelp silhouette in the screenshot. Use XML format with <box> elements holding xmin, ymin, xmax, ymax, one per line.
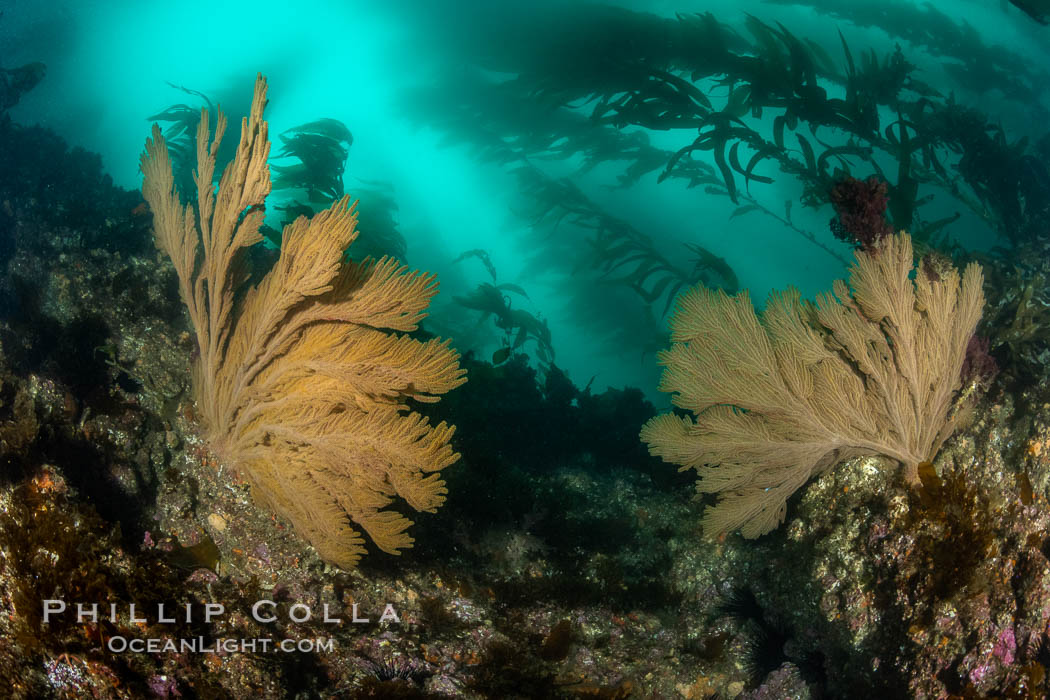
<box><xmin>267</xmin><ymin>119</ymin><xmax>407</xmax><ymax>261</ymax></box>
<box><xmin>272</xmin><ymin>118</ymin><xmax>352</xmax><ymax>204</ymax></box>
<box><xmin>766</xmin><ymin>0</ymin><xmax>1049</xmax><ymax>107</ymax></box>
<box><xmin>146</xmin><ymin>83</ymin><xmax>244</xmax><ymax>198</ymax></box>
<box><xmin>411</xmin><ymin>6</ymin><xmax>1049</xmax><ymax>252</ymax></box>
<box><xmin>0</xmin><ymin>62</ymin><xmax>45</xmax><ymax>115</ymax></box>
<box><xmin>1007</xmin><ymin>0</ymin><xmax>1050</xmax><ymax>24</ymax></box>
<box><xmin>453</xmin><ymin>282</ymin><xmax>554</xmax><ymax>366</ymax></box>
<box><xmin>515</xmin><ymin>163</ymin><xmax>738</xmax><ymax>317</ymax></box>
<box><xmin>146</xmin><ymin>94</ymin><xmax>408</xmax><ymax>262</ymax></box>
<box><xmin>453</xmin><ymin>249</ymin><xmax>499</xmax><ymax>283</ymax></box>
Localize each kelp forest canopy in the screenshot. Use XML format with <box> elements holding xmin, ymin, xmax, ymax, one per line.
<box><xmin>143</xmin><ymin>1</ymin><xmax>1049</xmax><ymax>386</ymax></box>
<box><xmin>408</xmin><ymin>2</ymin><xmax>1048</xmax><ymax>245</ymax></box>
<box><xmin>404</xmin><ymin>1</ymin><xmax>1047</xmax><ymax>305</ymax></box>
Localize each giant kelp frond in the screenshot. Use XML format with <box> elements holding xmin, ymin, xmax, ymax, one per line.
<box><xmin>767</xmin><ymin>0</ymin><xmax>1049</xmax><ymax>96</ymax></box>
<box><xmin>141</xmin><ymin>74</ymin><xmax>465</xmax><ymax>569</ymax></box>
<box><xmin>274</xmin><ymin>118</ymin><xmax>351</xmax><ymax>197</ymax></box>
<box><xmin>453</xmin><ymin>249</ymin><xmax>498</xmax><ymax>282</ymax></box>
<box><xmin>270</xmin><ymin>120</ymin><xmax>407</xmax><ymax>262</ymax></box>
<box><xmin>279</xmin><ymin>118</ymin><xmax>353</xmax><ymax>149</ymax></box>
<box><xmin>1007</xmin><ymin>0</ymin><xmax>1050</xmax><ymax>24</ymax></box>
<box><xmin>515</xmin><ymin>163</ymin><xmax>738</xmax><ymax>314</ymax></box>
<box><xmin>453</xmin><ymin>283</ymin><xmax>554</xmax><ymax>364</ymax></box>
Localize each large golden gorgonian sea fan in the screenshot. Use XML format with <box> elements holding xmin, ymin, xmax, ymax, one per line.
<box><xmin>642</xmin><ymin>232</ymin><xmax>983</xmax><ymax>539</ymax></box>
<box><xmin>141</xmin><ymin>74</ymin><xmax>466</xmax><ymax>568</ymax></box>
